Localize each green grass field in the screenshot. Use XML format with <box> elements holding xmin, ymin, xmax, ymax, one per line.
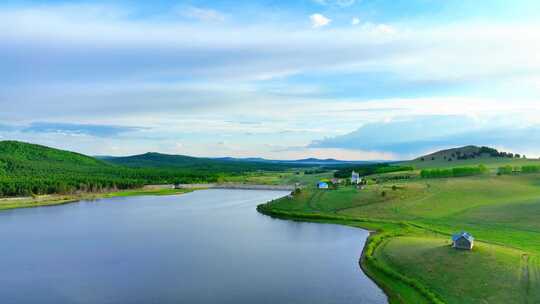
<box><xmin>223</xmin><ymin>170</ymin><xmax>334</xmax><ymax>186</ymax></box>
<box><xmin>260</xmin><ymin>162</ymin><xmax>540</xmax><ymax>303</ymax></box>
<box><xmin>377</xmin><ymin>235</ymin><xmax>534</xmax><ymax>304</ymax></box>
<box><xmin>402</xmin><ymin>155</ymin><xmax>540</xmax><ymax>170</ymax></box>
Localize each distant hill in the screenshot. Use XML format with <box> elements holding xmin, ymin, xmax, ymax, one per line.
<box><xmin>289</xmin><ymin>158</ymin><xmax>374</xmax><ymax>165</ymax></box>
<box><xmin>0</xmin><ymin>141</ymin><xmax>219</xmax><ymax>196</ymax></box>
<box><xmin>106</xmin><ymin>152</ymin><xmax>275</xmax><ymax>171</ymax></box>
<box><xmin>212</xmin><ymin>156</ymin><xmax>375</xmax><ymax>165</ymax></box>
<box><xmin>104</xmin><ymin>152</ymin><xmax>204</xmax><ymax>168</ymax></box>
<box><xmin>104</xmin><ymin>153</ymin><xmax>373</xmax><ymax>169</ymax></box>
<box><xmin>0</xmin><ymin>140</ymin><xmax>375</xmax><ymax>197</ymax></box>
<box><xmin>415</xmin><ymin>145</ymin><xmax>523</xmax><ymax>162</ymax></box>
<box><xmin>400</xmin><ymin>145</ymin><xmax>535</xmax><ymax>169</ymax></box>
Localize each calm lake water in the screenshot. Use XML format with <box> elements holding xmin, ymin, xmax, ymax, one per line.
<box><xmin>0</xmin><ymin>189</ymin><xmax>387</xmax><ymax>304</ymax></box>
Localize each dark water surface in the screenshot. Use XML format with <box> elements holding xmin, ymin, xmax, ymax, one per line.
<box><xmin>0</xmin><ymin>189</ymin><xmax>387</xmax><ymax>304</ymax></box>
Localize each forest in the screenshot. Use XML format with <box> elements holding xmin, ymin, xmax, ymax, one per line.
<box><xmin>0</xmin><ymin>141</ymin><xmax>297</xmax><ymax>197</ymax></box>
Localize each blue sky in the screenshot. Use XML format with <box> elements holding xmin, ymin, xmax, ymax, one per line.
<box><xmin>1</xmin><ymin>0</ymin><xmax>540</xmax><ymax>159</ymax></box>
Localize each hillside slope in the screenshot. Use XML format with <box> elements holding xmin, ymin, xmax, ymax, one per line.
<box><xmin>404</xmin><ymin>145</ymin><xmax>535</xmax><ymax>169</ymax></box>
<box><xmin>415</xmin><ymin>145</ymin><xmax>512</xmax><ymax>161</ymax></box>
<box><xmin>0</xmin><ymin>140</ymin><xmax>107</xmax><ymax>167</ymax></box>
<box><xmin>0</xmin><ymin>141</ymin><xmax>218</xmax><ymax>196</ymax></box>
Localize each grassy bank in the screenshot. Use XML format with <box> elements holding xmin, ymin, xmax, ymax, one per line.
<box><xmin>258</xmin><ymin>171</ymin><xmax>540</xmax><ymax>303</ymax></box>
<box><xmin>0</xmin><ymin>188</ymin><xmax>193</xmax><ymax>211</ymax></box>
<box><xmin>257</xmin><ymin>204</ymin><xmax>437</xmax><ymax>303</ymax></box>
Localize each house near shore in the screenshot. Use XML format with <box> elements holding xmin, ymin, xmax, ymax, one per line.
<box><xmin>351</xmin><ymin>171</ymin><xmax>361</xmax><ymax>184</ymax></box>
<box><xmin>317</xmin><ymin>182</ymin><xmax>329</xmax><ymax>189</ymax></box>
<box><xmin>452</xmin><ymin>232</ymin><xmax>474</xmax><ymax>250</ymax></box>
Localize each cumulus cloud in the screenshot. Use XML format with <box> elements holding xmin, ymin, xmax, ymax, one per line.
<box><xmin>310</xmin><ymin>13</ymin><xmax>331</xmax><ymax>28</ymax></box>
<box><xmin>351</xmin><ymin>17</ymin><xmax>361</xmax><ymax>25</ymax></box>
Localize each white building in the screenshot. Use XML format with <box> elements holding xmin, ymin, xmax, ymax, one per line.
<box><xmin>351</xmin><ymin>171</ymin><xmax>361</xmax><ymax>184</ymax></box>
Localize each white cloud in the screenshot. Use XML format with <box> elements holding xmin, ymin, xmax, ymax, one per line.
<box><xmin>1</xmin><ymin>4</ymin><xmax>540</xmax><ymax>158</ymax></box>
<box><xmin>310</xmin><ymin>13</ymin><xmax>331</xmax><ymax>28</ymax></box>
<box><xmin>358</xmin><ymin>22</ymin><xmax>396</xmax><ymax>35</ymax></box>
<box><xmin>351</xmin><ymin>17</ymin><xmax>360</xmax><ymax>25</ymax></box>
<box><xmin>2</xmin><ymin>5</ymin><xmax>539</xmax><ymax>86</ymax></box>
<box><xmin>179</xmin><ymin>6</ymin><xmax>226</xmax><ymax>22</ymax></box>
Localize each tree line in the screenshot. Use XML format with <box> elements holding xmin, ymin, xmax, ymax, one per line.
<box><xmin>498</xmin><ymin>165</ymin><xmax>540</xmax><ymax>175</ymax></box>
<box><xmin>420</xmin><ymin>165</ymin><xmax>488</xmax><ymax>178</ymax></box>
<box><xmin>333</xmin><ymin>164</ymin><xmax>414</xmax><ymax>178</ymax></box>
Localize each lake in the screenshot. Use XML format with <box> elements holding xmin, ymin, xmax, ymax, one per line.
<box><xmin>0</xmin><ymin>189</ymin><xmax>387</xmax><ymax>304</ymax></box>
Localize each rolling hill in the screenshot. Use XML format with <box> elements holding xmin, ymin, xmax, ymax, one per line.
<box><xmin>103</xmin><ymin>153</ymin><xmax>373</xmax><ymax>168</ymax></box>
<box><xmin>0</xmin><ymin>141</ymin><xmax>222</xmax><ymax>196</ymax></box>
<box><xmin>0</xmin><ymin>140</ymin><xmax>108</xmax><ymax>167</ymax></box>
<box><xmin>0</xmin><ymin>140</ymin><xmax>330</xmax><ymax>197</ymax></box>
<box><xmin>102</xmin><ymin>152</ymin><xmax>310</xmax><ymax>171</ymax></box>
<box><xmin>403</xmin><ymin>145</ymin><xmax>536</xmax><ymax>169</ymax></box>
<box><xmin>415</xmin><ymin>145</ymin><xmax>515</xmax><ymax>161</ymax></box>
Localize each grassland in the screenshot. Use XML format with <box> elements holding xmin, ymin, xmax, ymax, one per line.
<box><xmin>259</xmin><ymin>158</ymin><xmax>540</xmax><ymax>303</ymax></box>
<box><xmin>403</xmin><ymin>155</ymin><xmax>540</xmax><ymax>170</ymax></box>
<box><xmin>223</xmin><ymin>170</ymin><xmax>334</xmax><ymax>186</ymax></box>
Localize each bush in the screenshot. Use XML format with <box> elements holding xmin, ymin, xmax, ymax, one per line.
<box><xmin>497</xmin><ymin>166</ymin><xmax>514</xmax><ymax>175</ymax></box>
<box><xmin>522</xmin><ymin>165</ymin><xmax>540</xmax><ymax>174</ymax></box>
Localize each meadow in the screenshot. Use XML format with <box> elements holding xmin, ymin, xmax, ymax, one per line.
<box><xmin>259</xmin><ymin>158</ymin><xmax>540</xmax><ymax>303</ymax></box>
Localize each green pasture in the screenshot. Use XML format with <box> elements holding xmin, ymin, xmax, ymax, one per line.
<box><xmin>402</xmin><ymin>156</ymin><xmax>540</xmax><ymax>170</ymax></box>
<box><xmin>261</xmin><ymin>169</ymin><xmax>540</xmax><ymax>303</ymax></box>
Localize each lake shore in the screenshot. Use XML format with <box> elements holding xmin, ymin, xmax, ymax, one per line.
<box><xmin>0</xmin><ymin>188</ymin><xmax>194</xmax><ymax>211</ymax></box>
<box><xmin>256</xmin><ymin>202</ymin><xmax>440</xmax><ymax>304</ymax></box>
<box><xmin>175</xmin><ymin>183</ymin><xmax>296</xmax><ymax>191</ymax></box>
<box><xmin>0</xmin><ymin>183</ymin><xmax>295</xmax><ymax>212</ymax></box>
<box><xmin>0</xmin><ymin>185</ymin><xmax>399</xmax><ymax>303</ymax></box>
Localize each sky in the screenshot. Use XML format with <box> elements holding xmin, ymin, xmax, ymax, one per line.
<box><xmin>1</xmin><ymin>0</ymin><xmax>540</xmax><ymax>160</ymax></box>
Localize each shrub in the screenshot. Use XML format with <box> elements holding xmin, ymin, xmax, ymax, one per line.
<box><xmin>522</xmin><ymin>165</ymin><xmax>540</xmax><ymax>174</ymax></box>
<box><xmin>497</xmin><ymin>166</ymin><xmax>514</xmax><ymax>175</ymax></box>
